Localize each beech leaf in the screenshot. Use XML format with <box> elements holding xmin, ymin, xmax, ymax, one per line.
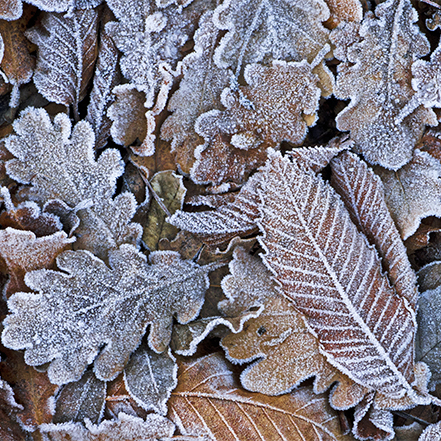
<box><xmin>2</xmin><ymin>246</ymin><xmax>215</xmax><ymax>384</ymax></box>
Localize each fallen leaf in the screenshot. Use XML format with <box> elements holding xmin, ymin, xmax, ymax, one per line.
<box><xmin>0</xmin><ymin>375</ymin><xmax>26</xmax><ymax>441</ymax></box>
<box><xmin>324</xmin><ymin>0</ymin><xmax>362</xmax><ymax>29</ymax></box>
<box><xmin>417</xmin><ymin>262</ymin><xmax>441</xmax><ymax>292</ymax></box>
<box><xmin>418</xmin><ymin>421</ymin><xmax>441</xmax><ymax>440</ymax></box>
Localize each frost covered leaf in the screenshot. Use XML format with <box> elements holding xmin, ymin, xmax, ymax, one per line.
<box><xmin>40</xmin><ymin>412</ymin><xmax>176</xmax><ymax>441</ymax></box>
<box><xmin>143</xmin><ymin>170</ymin><xmax>186</xmax><ymax>251</ymax></box>
<box><xmin>419</xmin><ymin>421</ymin><xmax>441</xmax><ymax>440</ymax></box>
<box><xmin>258</xmin><ymin>150</ymin><xmax>421</xmax><ymax>401</ymax></box>
<box><xmin>333</xmin><ymin>0</ymin><xmax>437</xmax><ymax>170</ymax></box>
<box><xmin>0</xmin><ymin>228</ymin><xmax>74</xmax><ymax>298</ymax></box>
<box><xmin>54</xmin><ymin>370</ymin><xmax>106</xmax><ymax>424</ymax></box>
<box><xmin>330</xmin><ymin>152</ymin><xmax>418</xmax><ymax>308</ymax></box>
<box><xmin>415</xmin><ymin>285</ymin><xmax>441</xmax><ymax>390</ymax></box>
<box><xmin>26</xmin><ymin>8</ymin><xmax>99</xmax><ymax>119</ymax></box>
<box><xmin>196</xmin><ymin>60</ymin><xmax>321</xmax><ymax>153</ymax></box>
<box><xmin>169</xmin><ymin>352</ymin><xmax>353</xmax><ymax>440</ymax></box>
<box><xmin>2</xmin><ymin>245</ymin><xmax>215</xmax><ymax>385</ymax></box>
<box><xmin>86</xmin><ymin>25</ymin><xmax>121</xmax><ymax>149</ymax></box>
<box><xmin>323</xmin><ymin>0</ymin><xmax>362</xmax><ymax>29</ymax></box>
<box><xmin>169</xmin><ymin>173</ymin><xmax>261</xmax><ymax>247</ymax></box>
<box><xmin>0</xmin><ymin>1</ymin><xmax>21</xmax><ymax>21</ymax></box>
<box><xmin>160</xmin><ymin>11</ymin><xmax>231</xmax><ymax>174</ymax></box>
<box><xmin>374</xmin><ymin>151</ymin><xmax>441</xmax><ymax>240</ymax></box>
<box><xmin>0</xmin><ymin>7</ymin><xmax>35</xmax><ymax>107</ymax></box>
<box><xmin>123</xmin><ymin>344</ymin><xmax>177</xmax><ymax>415</ymax></box>
<box><xmin>5</xmin><ymin>107</ymin><xmax>141</xmax><ymax>259</ymax></box>
<box><xmin>213</xmin><ymin>0</ymin><xmax>333</xmax><ymax>95</ymax></box>
<box><xmin>219</xmin><ymin>248</ymin><xmax>367</xmax><ymax>409</ymax></box>
<box><xmin>0</xmin><ymin>375</ymin><xmax>24</xmax><ymax>441</ymax></box>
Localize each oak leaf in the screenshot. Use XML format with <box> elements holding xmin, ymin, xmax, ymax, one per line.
<box><xmin>5</xmin><ymin>107</ymin><xmax>142</xmax><ymax>259</ymax></box>
<box><xmin>332</xmin><ymin>0</ymin><xmax>437</xmax><ymax>170</ymax></box>
<box><xmin>2</xmin><ymin>246</ymin><xmax>215</xmax><ymax>385</ymax></box>
<box><xmin>324</xmin><ymin>0</ymin><xmax>362</xmax><ymax>29</ymax></box>
<box><xmin>258</xmin><ymin>150</ymin><xmax>422</xmax><ymax>401</ymax></box>
<box><xmin>419</xmin><ymin>421</ymin><xmax>441</xmax><ymax>440</ymax></box>
<box><xmin>0</xmin><ymin>376</ymin><xmax>24</xmax><ymax>441</ymax></box>
<box><xmin>168</xmin><ymin>352</ymin><xmax>354</xmax><ymax>440</ymax></box>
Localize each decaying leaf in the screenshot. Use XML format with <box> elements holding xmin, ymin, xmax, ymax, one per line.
<box><xmin>330</xmin><ymin>151</ymin><xmax>418</xmax><ymax>307</ymax></box>
<box><xmin>258</xmin><ymin>150</ymin><xmax>422</xmax><ymax>401</ymax></box>
<box><xmin>143</xmin><ymin>170</ymin><xmax>186</xmax><ymax>251</ymax></box>
<box><xmin>332</xmin><ymin>0</ymin><xmax>437</xmax><ymax>170</ymax></box>
<box><xmin>169</xmin><ymin>352</ymin><xmax>354</xmax><ymax>440</ymax></box>
<box><xmin>0</xmin><ymin>376</ymin><xmax>24</xmax><ymax>441</ymax></box>
<box><xmin>212</xmin><ymin>0</ymin><xmax>333</xmax><ymax>95</ymax></box>
<box><xmin>374</xmin><ymin>150</ymin><xmax>441</xmax><ymax>240</ymax></box>
<box><xmin>160</xmin><ymin>11</ymin><xmax>231</xmax><ymax>173</ymax></box>
<box><xmin>123</xmin><ymin>344</ymin><xmax>177</xmax><ymax>416</ymax></box>
<box><xmin>0</xmin><ymin>228</ymin><xmax>74</xmax><ymax>297</ymax></box>
<box><xmin>40</xmin><ymin>412</ymin><xmax>176</xmax><ymax>441</ymax></box>
<box><xmin>2</xmin><ymin>245</ymin><xmax>215</xmax><ymax>385</ymax></box>
<box><xmin>26</xmin><ymin>8</ymin><xmax>99</xmax><ymax>119</ymax></box>
<box><xmin>53</xmin><ymin>370</ymin><xmax>106</xmax><ymax>424</ymax></box>
<box><xmin>219</xmin><ymin>248</ymin><xmax>367</xmax><ymax>409</ymax></box>
<box><xmin>5</xmin><ymin>107</ymin><xmax>142</xmax><ymax>259</ymax></box>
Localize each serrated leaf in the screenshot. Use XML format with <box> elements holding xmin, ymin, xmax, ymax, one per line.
<box><xmin>332</xmin><ymin>0</ymin><xmax>437</xmax><ymax>170</ymax></box>
<box><xmin>143</xmin><ymin>170</ymin><xmax>186</xmax><ymax>251</ymax></box>
<box><xmin>2</xmin><ymin>246</ymin><xmax>215</xmax><ymax>385</ymax></box>
<box><xmin>26</xmin><ymin>8</ymin><xmax>98</xmax><ymax>119</ymax></box>
<box><xmin>374</xmin><ymin>150</ymin><xmax>441</xmax><ymax>240</ymax></box>
<box><xmin>53</xmin><ymin>370</ymin><xmax>106</xmax><ymax>425</ymax></box>
<box><xmin>169</xmin><ymin>352</ymin><xmax>354</xmax><ymax>440</ymax></box>
<box><xmin>5</xmin><ymin>107</ymin><xmax>141</xmax><ymax>259</ymax></box>
<box><xmin>123</xmin><ymin>344</ymin><xmax>177</xmax><ymax>415</ymax></box>
<box><xmin>257</xmin><ymin>150</ymin><xmax>422</xmax><ymax>401</ymax></box>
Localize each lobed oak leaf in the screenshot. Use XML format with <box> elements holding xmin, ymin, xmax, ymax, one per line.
<box><xmin>160</xmin><ymin>11</ymin><xmax>231</xmax><ymax>173</ymax></box>
<box><xmin>212</xmin><ymin>0</ymin><xmax>333</xmax><ymax>96</ymax></box>
<box><xmin>123</xmin><ymin>343</ymin><xmax>177</xmax><ymax>416</ymax></box>
<box><xmin>0</xmin><ymin>228</ymin><xmax>74</xmax><ymax>298</ymax></box>
<box><xmin>168</xmin><ymin>352</ymin><xmax>354</xmax><ymax>440</ymax></box>
<box><xmin>374</xmin><ymin>150</ymin><xmax>441</xmax><ymax>240</ymax></box>
<box><xmin>330</xmin><ymin>152</ymin><xmax>418</xmax><ymax>308</ymax></box>
<box><xmin>53</xmin><ymin>370</ymin><xmax>106</xmax><ymax>425</ymax></box>
<box><xmin>219</xmin><ymin>248</ymin><xmax>367</xmax><ymax>409</ymax></box>
<box><xmin>1</xmin><ymin>245</ymin><xmax>215</xmax><ymax>385</ymax></box>
<box><xmin>332</xmin><ymin>0</ymin><xmax>437</xmax><ymax>170</ymax></box>
<box><xmin>257</xmin><ymin>150</ymin><xmax>422</xmax><ymax>401</ymax></box>
<box><xmin>26</xmin><ymin>8</ymin><xmax>99</xmax><ymax>120</ymax></box>
<box><xmin>40</xmin><ymin>412</ymin><xmax>176</xmax><ymax>441</ymax></box>
<box><xmin>5</xmin><ymin>107</ymin><xmax>141</xmax><ymax>259</ymax></box>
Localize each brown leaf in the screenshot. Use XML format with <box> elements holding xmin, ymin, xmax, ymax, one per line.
<box><xmin>0</xmin><ymin>375</ymin><xmax>26</xmax><ymax>441</ymax></box>
<box><xmin>417</xmin><ymin>262</ymin><xmax>441</xmax><ymax>292</ymax></box>
<box><xmin>419</xmin><ymin>421</ymin><xmax>441</xmax><ymax>440</ymax></box>
<box><xmin>0</xmin><ymin>1</ymin><xmax>22</xmax><ymax>21</ymax></box>
<box><xmin>323</xmin><ymin>0</ymin><xmax>362</xmax><ymax>29</ymax></box>
<box><xmin>168</xmin><ymin>352</ymin><xmax>354</xmax><ymax>440</ymax></box>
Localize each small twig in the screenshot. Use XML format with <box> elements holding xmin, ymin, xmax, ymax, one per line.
<box><xmin>392</xmin><ymin>410</ymin><xmax>431</xmax><ymax>427</ymax></box>
<box><xmin>139</xmin><ymin>169</ymin><xmax>172</xmax><ymax>218</ymax></box>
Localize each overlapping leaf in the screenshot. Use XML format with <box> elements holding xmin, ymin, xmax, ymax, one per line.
<box><xmin>2</xmin><ymin>246</ymin><xmax>215</xmax><ymax>384</ymax></box>
<box><xmin>332</xmin><ymin>0</ymin><xmax>437</xmax><ymax>170</ymax></box>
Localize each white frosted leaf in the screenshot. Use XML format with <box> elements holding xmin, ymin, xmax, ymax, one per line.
<box><xmin>258</xmin><ymin>150</ymin><xmax>423</xmax><ymax>401</ymax></box>
<box><xmin>26</xmin><ymin>9</ymin><xmax>99</xmax><ymax>118</ymax></box>
<box><xmin>5</xmin><ymin>107</ymin><xmax>141</xmax><ymax>259</ymax></box>
<box><xmin>418</xmin><ymin>421</ymin><xmax>441</xmax><ymax>441</ymax></box>
<box><xmin>332</xmin><ymin>0</ymin><xmax>437</xmax><ymax>170</ymax></box>
<box><xmin>1</xmin><ymin>246</ymin><xmax>215</xmax><ymax>384</ymax></box>
<box><xmin>123</xmin><ymin>345</ymin><xmax>177</xmax><ymax>415</ymax></box>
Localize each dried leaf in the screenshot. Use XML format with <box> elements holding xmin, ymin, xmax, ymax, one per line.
<box><xmin>418</xmin><ymin>421</ymin><xmax>441</xmax><ymax>440</ymax></box>
<box><xmin>5</xmin><ymin>107</ymin><xmax>142</xmax><ymax>259</ymax></box>
<box><xmin>417</xmin><ymin>262</ymin><xmax>441</xmax><ymax>292</ymax></box>
<box><xmin>26</xmin><ymin>8</ymin><xmax>99</xmax><ymax>118</ymax></box>
<box><xmin>219</xmin><ymin>248</ymin><xmax>367</xmax><ymax>409</ymax></box>
<box><xmin>258</xmin><ymin>150</ymin><xmax>422</xmax><ymax>401</ymax></box>
<box><xmin>374</xmin><ymin>150</ymin><xmax>441</xmax><ymax>240</ymax></box>
<box><xmin>160</xmin><ymin>11</ymin><xmax>231</xmax><ymax>173</ymax></box>
<box><xmin>0</xmin><ymin>376</ymin><xmax>26</xmax><ymax>441</ymax></box>
<box><xmin>2</xmin><ymin>246</ymin><xmax>215</xmax><ymax>384</ymax></box>
<box><xmin>212</xmin><ymin>0</ymin><xmax>333</xmax><ymax>95</ymax></box>
<box><xmin>123</xmin><ymin>344</ymin><xmax>177</xmax><ymax>415</ymax></box>
<box><xmin>169</xmin><ymin>352</ymin><xmax>353</xmax><ymax>440</ymax></box>
<box><xmin>143</xmin><ymin>171</ymin><xmax>186</xmax><ymax>251</ymax></box>
<box><xmin>86</xmin><ymin>26</ymin><xmax>121</xmax><ymax>149</ymax></box>
<box><xmin>330</xmin><ymin>151</ymin><xmax>418</xmax><ymax>308</ymax></box>
<box><xmin>324</xmin><ymin>0</ymin><xmax>362</xmax><ymax>29</ymax></box>
<box><xmin>0</xmin><ymin>228</ymin><xmax>74</xmax><ymax>297</ymax></box>
<box><xmin>40</xmin><ymin>412</ymin><xmax>176</xmax><ymax>441</ymax></box>
<box><xmin>332</xmin><ymin>0</ymin><xmax>437</xmax><ymax>170</ymax></box>
<box><xmin>53</xmin><ymin>370</ymin><xmax>106</xmax><ymax>424</ymax></box>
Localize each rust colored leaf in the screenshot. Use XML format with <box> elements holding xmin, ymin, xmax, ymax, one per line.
<box><xmin>323</xmin><ymin>0</ymin><xmax>362</xmax><ymax>29</ymax></box>
<box><xmin>330</xmin><ymin>152</ymin><xmax>418</xmax><ymax>308</ymax></box>
<box><xmin>169</xmin><ymin>352</ymin><xmax>354</xmax><ymax>440</ymax></box>
<box><xmin>258</xmin><ymin>150</ymin><xmax>422</xmax><ymax>401</ymax></box>
<box><xmin>332</xmin><ymin>0</ymin><xmax>437</xmax><ymax>170</ymax></box>
<box><xmin>0</xmin><ymin>375</ymin><xmax>26</xmax><ymax>441</ymax></box>
<box><xmin>0</xmin><ymin>228</ymin><xmax>74</xmax><ymax>298</ymax></box>
<box><xmin>26</xmin><ymin>8</ymin><xmax>99</xmax><ymax>119</ymax></box>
